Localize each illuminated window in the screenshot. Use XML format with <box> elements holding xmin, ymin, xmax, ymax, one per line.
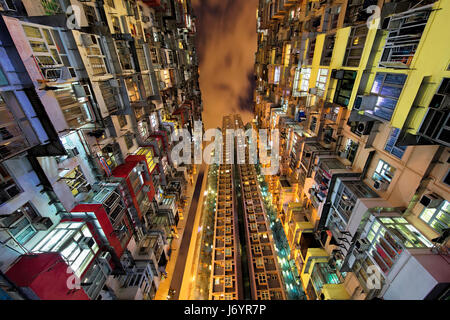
<box><xmin>274</xmin><ymin>66</ymin><xmax>281</xmax><ymax>84</ymax></box>
<box><xmin>419</xmin><ymin>200</ymin><xmax>450</xmax><ymax>234</ymax></box>
<box><xmin>0</xmin><ymin>203</ymin><xmax>39</xmax><ymax>245</ymax></box>
<box><xmin>370</xmin><ymin>73</ymin><xmax>407</xmax><ymax>121</ymax></box>
<box><xmin>315</xmin><ymin>68</ymin><xmax>329</xmax><ymax>96</ymax></box>
<box><xmin>63</xmin><ymin>166</ymin><xmax>89</xmax><ymax>196</ymax></box>
<box><xmin>373</xmin><ymin>159</ymin><xmax>395</xmax><ymax>183</ymax></box>
<box><xmin>0</xmin><ymin>164</ymin><xmax>22</xmax><ymax>205</ymax></box>
<box><xmin>300</xmin><ymin>68</ymin><xmax>311</xmax><ymax>93</ymax></box>
<box><xmin>385</xmin><ymin>128</ymin><xmax>407</xmax><ymax>159</ymax></box>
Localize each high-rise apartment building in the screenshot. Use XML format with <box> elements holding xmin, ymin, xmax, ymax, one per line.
<box><xmin>254</xmin><ymin>0</ymin><xmax>449</xmax><ymax>300</ymax></box>
<box><xmin>208</xmin><ymin>115</ymin><xmax>287</xmax><ymax>300</ymax></box>
<box><xmin>0</xmin><ymin>0</ymin><xmax>202</xmax><ymax>300</ymax></box>
<box><xmin>209</xmin><ymin>115</ymin><xmax>243</xmax><ymax>300</ymax></box>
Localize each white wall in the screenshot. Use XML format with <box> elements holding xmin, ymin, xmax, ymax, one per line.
<box><xmin>383</xmin><ymin>255</ymin><xmax>437</xmax><ymax>300</ymax></box>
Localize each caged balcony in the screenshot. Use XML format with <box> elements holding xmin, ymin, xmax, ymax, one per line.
<box><xmin>379</xmin><ymin>6</ymin><xmax>432</xmax><ymax>69</ymax></box>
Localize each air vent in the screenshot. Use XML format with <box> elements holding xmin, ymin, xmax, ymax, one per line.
<box><xmin>419</xmin><ymin>193</ymin><xmax>443</xmax><ymax>208</ymax></box>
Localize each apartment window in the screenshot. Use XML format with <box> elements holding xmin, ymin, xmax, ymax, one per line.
<box><xmin>118</xmin><ymin>115</ymin><xmax>127</xmax><ymax>128</ymax></box>
<box><xmin>315</xmin><ymin>68</ymin><xmax>329</xmax><ymax>96</ymax></box>
<box><xmin>83</xmin><ymin>4</ymin><xmax>97</xmax><ymax>25</ymax></box>
<box><xmin>311</xmin><ymin>262</ymin><xmax>340</xmax><ymax>294</ymax></box>
<box><xmin>257</xmin><ymin>273</ymin><xmax>267</xmax><ymax>285</ymax></box>
<box><xmin>283</xmin><ymin>43</ymin><xmax>291</xmax><ymax>66</ymax></box>
<box><xmin>321</xmin><ymin>34</ymin><xmax>335</xmax><ymax>66</ymax></box>
<box><xmin>417</xmin><ymin>78</ymin><xmax>450</xmax><ymax>146</ymax></box>
<box><xmin>116</xmin><ymin>40</ymin><xmax>133</xmax><ymax>71</ymax></box>
<box><xmin>273</xmin><ymin>66</ymin><xmax>281</xmax><ymax>85</ymax></box>
<box><xmin>343</xmin><ymin>139</ymin><xmax>359</xmax><ymax>164</ymax></box>
<box><xmin>224</xmin><ymin>276</ymin><xmax>233</xmax><ymax>287</ymax></box>
<box><xmin>224</xmin><ymin>294</ymin><xmax>234</xmax><ymax>300</ymax></box>
<box><xmin>256</xmin><ymin>257</ymin><xmax>264</xmax><ymax>268</ymax></box>
<box><xmin>385</xmin><ymin>128</ymin><xmax>407</xmax><ymax>159</ymax></box>
<box><xmin>343</xmin><ymin>25</ymin><xmax>368</xmax><ymax>67</ymax></box>
<box><xmin>23</xmin><ymin>25</ymin><xmax>42</xmax><ymax>39</ymax></box>
<box><xmin>23</xmin><ymin>24</ymin><xmax>65</xmax><ymax>81</ymax></box>
<box><xmin>0</xmin><ymin>66</ymin><xmax>8</xmax><ymax>86</ymax></box>
<box><xmin>299</xmin><ymin>68</ymin><xmax>311</xmax><ymax>93</ymax></box>
<box><xmin>333</xmin><ymin>183</ymin><xmax>357</xmax><ymax>222</ymax></box>
<box><xmin>0</xmin><ymin>203</ymin><xmax>39</xmax><ymax>245</ymax></box>
<box><xmin>373</xmin><ymin>159</ymin><xmax>395</xmax><ymax>183</ymax></box>
<box><xmin>333</xmin><ymin>70</ymin><xmax>357</xmax><ymax>107</ymax></box>
<box><xmin>380</xmin><ymin>8</ymin><xmax>431</xmax><ymax>69</ymax></box>
<box><xmin>54</xmin><ymin>84</ymin><xmax>91</xmax><ymax>128</ymax></box>
<box><xmin>306</xmin><ymin>38</ymin><xmax>316</xmax><ymax>65</ymax></box>
<box><xmin>124</xmin><ymin>134</ymin><xmax>134</xmax><ymax>150</ymax></box>
<box><xmin>0</xmin><ymin>95</ymin><xmax>30</xmax><ymax>160</ymax></box>
<box><xmin>370</xmin><ymin>73</ymin><xmax>407</xmax><ymax>121</ymax></box>
<box><xmin>0</xmin><ymin>164</ymin><xmax>22</xmax><ymax>205</ymax></box>
<box><xmin>309</xmin><ymin>117</ymin><xmax>317</xmax><ymax>133</ymax></box>
<box><xmin>63</xmin><ymin>166</ymin><xmax>89</xmax><ymax>197</ymax></box>
<box><xmin>292</xmin><ymin>68</ymin><xmax>301</xmax><ymax>97</ymax></box>
<box><xmin>444</xmin><ymin>170</ymin><xmax>450</xmax><ymax>187</ymax></box>
<box><xmin>419</xmin><ymin>200</ymin><xmax>450</xmax><ymax>234</ymax></box>
<box><xmin>125</xmin><ymin>78</ymin><xmax>140</xmax><ymax>102</ymax></box>
<box><xmin>260</xmin><ymin>291</ymin><xmax>270</xmax><ymax>300</ymax></box>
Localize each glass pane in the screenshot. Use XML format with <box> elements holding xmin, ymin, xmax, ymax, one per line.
<box><xmin>23</xmin><ymin>25</ymin><xmax>42</xmax><ymax>38</ymax></box>
<box><xmin>29</xmin><ymin>41</ymin><xmax>48</xmax><ymax>53</ymax></box>
<box><xmin>43</xmin><ymin>29</ymin><xmax>54</xmax><ymax>45</ymax></box>
<box><xmin>10</xmin><ymin>218</ymin><xmax>29</xmax><ymax>236</ymax></box>
<box><xmin>420</xmin><ymin>208</ymin><xmax>435</xmax><ymax>223</ymax></box>
<box><xmin>16</xmin><ymin>226</ymin><xmax>36</xmax><ymax>244</ymax></box>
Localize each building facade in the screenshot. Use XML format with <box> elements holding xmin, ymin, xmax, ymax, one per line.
<box><xmin>254</xmin><ymin>0</ymin><xmax>450</xmax><ymax>300</ymax></box>
<box><xmin>0</xmin><ymin>0</ymin><xmax>202</xmax><ymax>300</ymax></box>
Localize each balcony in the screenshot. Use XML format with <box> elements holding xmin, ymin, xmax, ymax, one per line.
<box><xmin>379</xmin><ymin>7</ymin><xmax>432</xmax><ymax>69</ymax></box>
<box><xmin>54</xmin><ymin>85</ymin><xmax>90</xmax><ymax>129</ymax></box>
<box><xmin>0</xmin><ymin>103</ymin><xmax>30</xmax><ymax>161</ymax></box>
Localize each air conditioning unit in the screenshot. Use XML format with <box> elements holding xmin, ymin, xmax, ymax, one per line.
<box><xmin>109</xmin><ymin>79</ymin><xmax>120</xmax><ymax>87</ymax></box>
<box><xmin>373</xmin><ymin>179</ymin><xmax>389</xmax><ymax>191</ymax></box>
<box><xmin>331</xmin><ymin>69</ymin><xmax>345</xmax><ymax>80</ymax></box>
<box><xmin>79</xmin><ymin>236</ymin><xmax>95</xmax><ymax>249</ymax></box>
<box><xmin>67</xmin><ymin>147</ymin><xmax>79</xmax><ymax>158</ymax></box>
<box><xmin>33</xmin><ymin>217</ymin><xmax>53</xmax><ymax>231</ymax></box>
<box><xmin>355</xmin><ymin>238</ymin><xmax>371</xmax><ymax>252</ymax></box>
<box><xmin>419</xmin><ymin>193</ymin><xmax>443</xmax><ymax>209</ymax></box>
<box><xmin>309</xmin><ymin>87</ymin><xmax>318</xmax><ymax>95</ymax></box>
<box><xmin>80</xmin><ymin>33</ymin><xmax>94</xmax><ymax>47</ymax></box>
<box><xmin>339</xmin><ymin>150</ymin><xmax>348</xmax><ymax>159</ymax></box>
<box><xmin>354</xmin><ymin>95</ymin><xmax>378</xmax><ymax>111</ymax></box>
<box><xmin>355</xmin><ymin>121</ymin><xmax>374</xmax><ymax>136</ymax></box>
<box><xmin>78</xmin><ymin>184</ymin><xmax>92</xmax><ymax>193</ymax></box>
<box><xmin>60</xmin><ymin>67</ymin><xmax>74</xmax><ymax>81</ymax></box>
<box><xmin>136</xmin><ymin>163</ymin><xmax>147</xmax><ymax>172</ymax></box>
<box><xmin>99</xmin><ymin>251</ymin><xmax>111</xmax><ymax>263</ymax></box>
